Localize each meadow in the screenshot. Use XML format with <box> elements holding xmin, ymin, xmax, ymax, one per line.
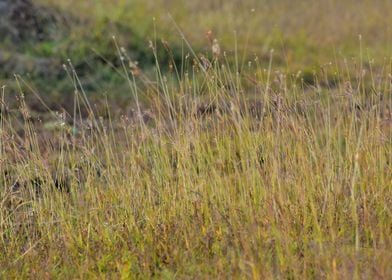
<box><xmin>0</xmin><ymin>0</ymin><xmax>391</xmax><ymax>278</ymax></box>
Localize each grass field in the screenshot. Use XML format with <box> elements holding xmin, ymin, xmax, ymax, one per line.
<box><xmin>0</xmin><ymin>0</ymin><xmax>391</xmax><ymax>278</ymax></box>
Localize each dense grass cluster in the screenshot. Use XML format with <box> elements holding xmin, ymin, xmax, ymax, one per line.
<box><xmin>0</xmin><ymin>0</ymin><xmax>391</xmax><ymax>278</ymax></box>
<box><xmin>1</xmin><ymin>35</ymin><xmax>391</xmax><ymax>277</ymax></box>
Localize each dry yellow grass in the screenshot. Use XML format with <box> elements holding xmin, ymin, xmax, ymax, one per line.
<box><xmin>0</xmin><ymin>0</ymin><xmax>391</xmax><ymax>278</ymax></box>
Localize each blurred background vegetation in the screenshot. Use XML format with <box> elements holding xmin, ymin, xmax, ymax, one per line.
<box><xmin>1</xmin><ymin>0</ymin><xmax>392</xmax><ymax>104</ymax></box>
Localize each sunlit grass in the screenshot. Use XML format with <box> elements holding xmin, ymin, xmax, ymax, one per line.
<box><xmin>0</xmin><ymin>28</ymin><xmax>391</xmax><ymax>278</ymax></box>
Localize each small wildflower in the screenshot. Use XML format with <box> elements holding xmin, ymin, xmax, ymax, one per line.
<box><xmin>129</xmin><ymin>61</ymin><xmax>141</xmax><ymax>76</ymax></box>
<box><xmin>161</xmin><ymin>39</ymin><xmax>170</xmax><ymax>50</ymax></box>
<box><xmin>148</xmin><ymin>40</ymin><xmax>154</xmax><ymax>49</ymax></box>
<box><xmin>212</xmin><ymin>39</ymin><xmax>221</xmax><ymax>58</ymax></box>
<box><xmin>131</xmin><ymin>67</ymin><xmax>141</xmax><ymax>76</ymax></box>
<box><xmin>206</xmin><ymin>30</ymin><xmax>213</xmax><ymax>44</ymax></box>
<box><xmin>169</xmin><ymin>63</ymin><xmax>174</xmax><ymax>73</ymax></box>
<box><xmin>129</xmin><ymin>61</ymin><xmax>138</xmax><ymax>69</ymax></box>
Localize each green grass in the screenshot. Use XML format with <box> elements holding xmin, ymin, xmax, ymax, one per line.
<box><xmin>34</xmin><ymin>0</ymin><xmax>392</xmax><ymax>65</ymax></box>
<box><xmin>0</xmin><ymin>1</ymin><xmax>391</xmax><ymax>278</ymax></box>
<box><xmin>4</xmin><ymin>0</ymin><xmax>392</xmax><ymax>94</ymax></box>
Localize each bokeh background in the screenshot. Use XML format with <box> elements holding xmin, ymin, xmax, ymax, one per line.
<box><xmin>1</xmin><ymin>0</ymin><xmax>392</xmax><ymax>104</ymax></box>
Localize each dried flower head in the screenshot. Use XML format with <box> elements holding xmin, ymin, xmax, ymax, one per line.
<box><xmin>206</xmin><ymin>30</ymin><xmax>213</xmax><ymax>44</ymax></box>
<box><xmin>129</xmin><ymin>61</ymin><xmax>141</xmax><ymax>76</ymax></box>
<box><xmin>212</xmin><ymin>39</ymin><xmax>221</xmax><ymax>58</ymax></box>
